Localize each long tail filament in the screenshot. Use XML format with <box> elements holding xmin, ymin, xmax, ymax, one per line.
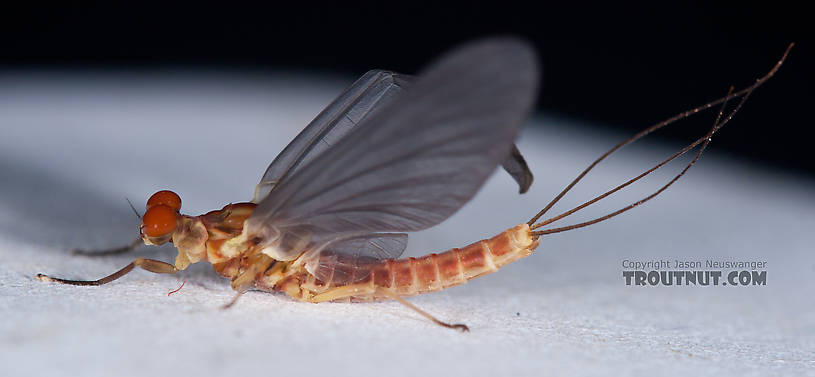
<box><xmin>528</xmin><ymin>43</ymin><xmax>793</xmax><ymax>237</ymax></box>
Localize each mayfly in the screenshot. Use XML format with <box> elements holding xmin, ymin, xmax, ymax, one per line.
<box><xmin>36</xmin><ymin>38</ymin><xmax>792</xmax><ymax>331</ymax></box>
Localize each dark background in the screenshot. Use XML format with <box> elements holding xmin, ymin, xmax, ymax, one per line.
<box><xmin>2</xmin><ymin>2</ymin><xmax>810</xmax><ymax>174</ymax></box>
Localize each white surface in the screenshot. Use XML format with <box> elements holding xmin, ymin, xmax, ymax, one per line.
<box><xmin>1</xmin><ymin>72</ymin><xmax>813</xmax><ymax>376</ymax></box>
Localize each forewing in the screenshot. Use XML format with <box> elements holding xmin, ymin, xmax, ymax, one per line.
<box><xmin>253</xmin><ymin>69</ymin><xmax>535</xmax><ymax>203</ymax></box>
<box><xmin>247</xmin><ymin>38</ymin><xmax>539</xmax><ymax>261</ymax></box>
<box><xmin>253</xmin><ymin>70</ymin><xmax>412</xmax><ymax>202</ymax></box>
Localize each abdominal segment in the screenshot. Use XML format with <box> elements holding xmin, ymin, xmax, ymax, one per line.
<box><xmin>264</xmin><ymin>223</ymin><xmax>538</xmax><ymax>302</ymax></box>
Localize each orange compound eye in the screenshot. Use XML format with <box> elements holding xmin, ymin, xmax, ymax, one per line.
<box><xmin>142</xmin><ymin>205</ymin><xmax>179</xmax><ymax>237</ymax></box>
<box><xmin>146</xmin><ymin>190</ymin><xmax>181</xmax><ymax>212</ymax></box>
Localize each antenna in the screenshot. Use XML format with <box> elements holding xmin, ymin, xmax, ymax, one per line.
<box><xmin>126</xmin><ymin>197</ymin><xmax>142</xmax><ymax>219</ymax></box>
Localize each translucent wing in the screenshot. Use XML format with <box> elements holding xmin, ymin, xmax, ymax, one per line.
<box><xmin>502</xmin><ymin>144</ymin><xmax>534</xmax><ymax>194</ymax></box>
<box><xmin>305</xmin><ymin>233</ymin><xmax>408</xmax><ymax>285</ymax></box>
<box><xmin>252</xmin><ymin>70</ymin><xmax>412</xmax><ymax>203</ymax></box>
<box><xmin>247</xmin><ymin>38</ymin><xmax>539</xmax><ymax>273</ymax></box>
<box><xmin>253</xmin><ymin>70</ymin><xmax>534</xmax><ymax>203</ymax></box>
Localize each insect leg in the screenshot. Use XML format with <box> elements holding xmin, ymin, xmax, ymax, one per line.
<box><xmin>70</xmin><ymin>197</ymin><xmax>146</xmax><ymax>256</ymax></box>
<box><xmin>377</xmin><ymin>289</ymin><xmax>469</xmax><ymax>332</ymax></box>
<box><xmin>310</xmin><ymin>285</ymin><xmax>468</xmax><ymax>331</ymax></box>
<box><xmin>70</xmin><ymin>238</ymin><xmax>143</xmax><ymax>256</ymax></box>
<box><xmin>221</xmin><ymin>290</ymin><xmax>246</xmax><ymax>309</ymax></box>
<box><xmin>36</xmin><ymin>258</ymin><xmax>178</xmax><ymax>286</ymax></box>
<box><xmin>220</xmin><ymin>255</ymin><xmax>276</xmax><ymax>309</ymax></box>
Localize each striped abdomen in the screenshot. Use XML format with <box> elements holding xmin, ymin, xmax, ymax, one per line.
<box><xmin>298</xmin><ymin>223</ymin><xmax>539</xmax><ymax>302</ymax></box>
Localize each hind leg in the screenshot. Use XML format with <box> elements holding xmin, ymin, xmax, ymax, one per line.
<box><xmin>309</xmin><ymin>285</ymin><xmax>469</xmax><ymax>332</ymax></box>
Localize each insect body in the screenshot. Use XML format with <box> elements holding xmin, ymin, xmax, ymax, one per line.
<box><xmin>178</xmin><ymin>203</ymin><xmax>536</xmax><ymax>304</ymax></box>
<box><xmin>36</xmin><ymin>38</ymin><xmax>791</xmax><ymax>331</ymax></box>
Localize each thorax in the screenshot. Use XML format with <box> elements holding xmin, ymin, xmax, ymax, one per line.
<box><xmin>170</xmin><ymin>202</ymin><xmax>310</xmax><ymax>292</ymax></box>
<box><xmin>171</xmin><ymin>202</ymin><xmax>257</xmax><ymax>271</ymax></box>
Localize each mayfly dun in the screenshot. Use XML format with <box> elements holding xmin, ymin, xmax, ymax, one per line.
<box><xmin>36</xmin><ymin>38</ymin><xmax>792</xmax><ymax>331</ymax></box>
